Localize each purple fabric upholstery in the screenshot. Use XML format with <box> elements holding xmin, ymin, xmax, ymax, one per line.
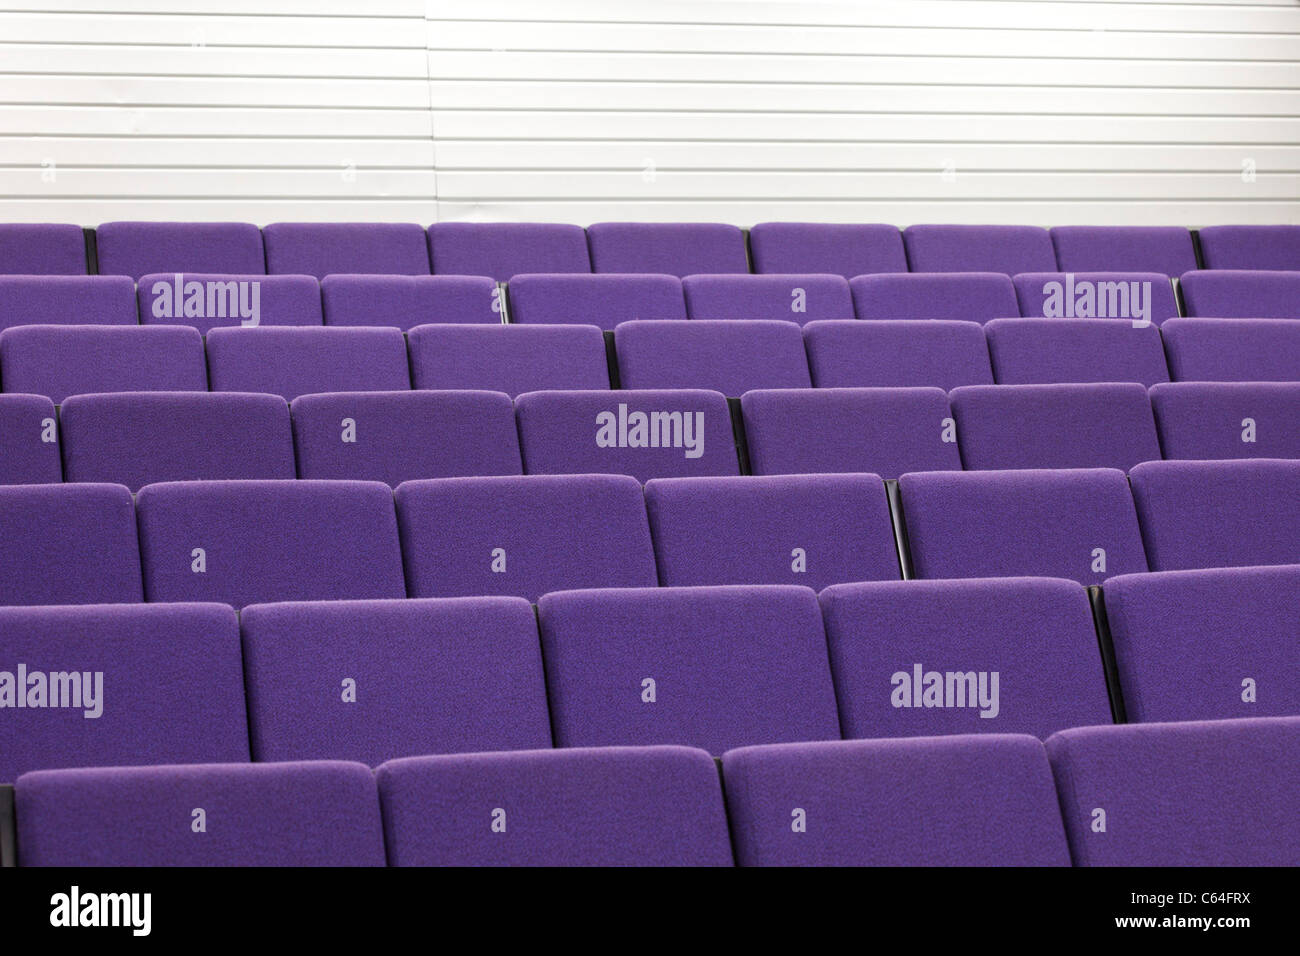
<box><xmin>682</xmin><ymin>274</ymin><xmax>853</xmax><ymax>325</ymax></box>
<box><xmin>321</xmin><ymin>274</ymin><xmax>499</xmax><ymax>328</ymax></box>
<box><xmin>1049</xmin><ymin>226</ymin><xmax>1197</xmax><ymax>276</ymax></box>
<box><xmin>377</xmin><ymin>746</ymin><xmax>732</xmax><ymax>866</ymax></box>
<box><xmin>538</xmin><ymin>585</ymin><xmax>840</xmax><ymax>754</ymax></box>
<box><xmin>1179</xmin><ymin>269</ymin><xmax>1300</xmax><ymax>319</ymax></box>
<box><xmin>821</xmin><ymin>577</ymin><xmax>1110</xmax><ymax>741</ymax></box>
<box><xmin>506</xmin><ymin>273</ymin><xmax>685</xmax><ymax>329</ymax></box>
<box><xmin>292</xmin><ymin>390</ymin><xmax>522</xmax><ymax>485</ymax></box>
<box><xmin>0</xmin><ymin>483</ymin><xmax>142</xmax><ymax>605</ymax></box>
<box><xmin>1198</xmin><ymin>225</ymin><xmax>1300</xmax><ymax>271</ymax></box>
<box><xmin>723</xmin><ymin>735</ymin><xmax>1070</xmax><ymax>866</ymax></box>
<box><xmin>900</xmin><ymin>468</ymin><xmax>1148</xmax><ymax>585</ymax></box>
<box><xmin>515</xmin><ymin>389</ymin><xmax>739</xmax><ymax>481</ymax></box>
<box><xmin>96</xmin><ymin>222</ymin><xmax>264</xmax><ymax>279</ymax></box>
<box><xmin>0</xmin><ymin>224</ymin><xmax>85</xmax><ymax>275</ymax></box>
<box><xmin>428</xmin><ymin>222</ymin><xmax>591</xmax><ymax>279</ymax></box>
<box><xmin>263</xmin><ymin>222</ymin><xmax>429</xmax><ymax>278</ymax></box>
<box><xmin>950</xmin><ymin>383</ymin><xmax>1161</xmax><ymax>471</ymax></box>
<box><xmin>0</xmin><ymin>394</ymin><xmax>61</xmax><ymax>484</ymax></box>
<box><xmin>645</xmin><ymin>474</ymin><xmax>900</xmax><ymax>589</ymax></box>
<box><xmin>1046</xmin><ymin>716</ymin><xmax>1300</xmax><ymax>865</ymax></box>
<box><xmin>1150</xmin><ymin>382</ymin><xmax>1300</xmax><ymax>460</ymax></box>
<box><xmin>741</xmin><ymin>387</ymin><xmax>962</xmax><ymax>478</ymax></box>
<box><xmin>1128</xmin><ymin>458</ymin><xmax>1300</xmax><ymax>571</ymax></box>
<box><xmin>17</xmin><ymin>760</ymin><xmax>386</xmax><ymax>866</ymax></box>
<box><xmin>984</xmin><ymin>318</ymin><xmax>1170</xmax><ymax>387</ymax></box>
<box><xmin>0</xmin><ymin>603</ymin><xmax>247</xmax><ymax>781</ymax></box>
<box><xmin>803</xmin><ymin>319</ymin><xmax>993</xmax><ymax>390</ymax></box>
<box><xmin>205</xmin><ymin>326</ymin><xmax>409</xmax><ymax>400</ymax></box>
<box><xmin>60</xmin><ymin>392</ymin><xmax>295</xmax><ymax>491</ymax></box>
<box><xmin>1160</xmin><ymin>317</ymin><xmax>1300</xmax><ymax>382</ymax></box>
<box><xmin>1013</xmin><ymin>272</ymin><xmax>1179</xmax><ymax>326</ymax></box>
<box><xmin>136</xmin><ymin>479</ymin><xmax>405</xmax><ymax>608</ymax></box>
<box><xmin>903</xmin><ymin>225</ymin><xmax>1056</xmax><ymax>275</ymax></box>
<box><xmin>851</xmin><ymin>273</ymin><xmax>1019</xmax><ymax>322</ymax></box>
<box><xmin>395</xmin><ymin>474</ymin><xmax>658</xmax><ymax>602</ymax></box>
<box><xmin>138</xmin><ymin>273</ymin><xmax>321</xmax><ymax>334</ymax></box>
<box><xmin>0</xmin><ymin>276</ymin><xmax>137</xmax><ymax>332</ymax></box>
<box><xmin>1103</xmin><ymin>566</ymin><xmax>1300</xmax><ymax>723</ymax></box>
<box><xmin>241</xmin><ymin>597</ymin><xmax>551</xmax><ymax>765</ymax></box>
<box><xmin>614</xmin><ymin>319</ymin><xmax>811</xmax><ymax>395</ymax></box>
<box><xmin>587</xmin><ymin>222</ymin><xmax>749</xmax><ymax>276</ymax></box>
<box><xmin>748</xmin><ymin>222</ymin><xmax>907</xmax><ymax>278</ymax></box>
<box><xmin>407</xmin><ymin>323</ymin><xmax>608</xmax><ymax>397</ymax></box>
<box><xmin>0</xmin><ymin>325</ymin><xmax>207</xmax><ymax>404</ymax></box>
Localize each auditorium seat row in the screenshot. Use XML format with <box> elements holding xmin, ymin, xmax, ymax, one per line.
<box><xmin>11</xmin><ymin>715</ymin><xmax>1299</xmax><ymax>866</ymax></box>
<box><xmin>3</xmin><ymin>221</ymin><xmax>1299</xmax><ymax>279</ymax></box>
<box><xmin>0</xmin><ymin>461</ymin><xmax>1297</xmax><ymax>610</ymax></box>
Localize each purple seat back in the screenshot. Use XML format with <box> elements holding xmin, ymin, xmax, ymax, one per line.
<box><xmin>614</xmin><ymin>319</ymin><xmax>810</xmax><ymax>395</ymax></box>
<box><xmin>428</xmin><ymin>222</ymin><xmax>591</xmax><ymax>279</ymax></box>
<box><xmin>682</xmin><ymin>274</ymin><xmax>853</xmax><ymax>325</ymax></box>
<box><xmin>1049</xmin><ymin>226</ymin><xmax>1197</xmax><ymax>276</ymax></box>
<box><xmin>748</xmin><ymin>222</ymin><xmax>907</xmax><ymax>278</ymax></box>
<box><xmin>241</xmin><ymin>597</ymin><xmax>551</xmax><ymax>765</ymax></box>
<box><xmin>262</xmin><ymin>222</ymin><xmax>429</xmax><ymax>277</ymax></box>
<box><xmin>1150</xmin><ymin>382</ymin><xmax>1300</xmax><ymax>460</ymax></box>
<box><xmin>205</xmin><ymin>326</ymin><xmax>409</xmax><ymax>400</ymax></box>
<box><xmin>1013</xmin><ymin>272</ymin><xmax>1179</xmax><ymax>326</ymax></box>
<box><xmin>0</xmin><ymin>394</ymin><xmax>61</xmax><ymax>484</ymax></box>
<box><xmin>0</xmin><ymin>603</ymin><xmax>247</xmax><ymax>781</ymax></box>
<box><xmin>587</xmin><ymin>222</ymin><xmax>748</xmax><ymax>276</ymax></box>
<box><xmin>1179</xmin><ymin>269</ymin><xmax>1300</xmax><ymax>319</ymax></box>
<box><xmin>538</xmin><ymin>585</ymin><xmax>840</xmax><ymax>754</ymax></box>
<box><xmin>0</xmin><ymin>224</ymin><xmax>85</xmax><ymax>275</ymax></box>
<box><xmin>851</xmin><ymin>272</ymin><xmax>1018</xmax><ymax>322</ymax></box>
<box><xmin>803</xmin><ymin>319</ymin><xmax>993</xmax><ymax>390</ymax></box>
<box><xmin>903</xmin><ymin>225</ymin><xmax>1056</xmax><ymax>275</ymax></box>
<box><xmin>407</xmin><ymin>323</ymin><xmax>608</xmax><ymax>397</ymax></box>
<box><xmin>0</xmin><ymin>276</ymin><xmax>137</xmax><ymax>332</ymax></box>
<box><xmin>506</xmin><ymin>273</ymin><xmax>684</xmax><ymax>329</ymax></box>
<box><xmin>377</xmin><ymin>746</ymin><xmax>733</xmax><ymax>866</ymax></box>
<box><xmin>138</xmin><ymin>273</ymin><xmax>321</xmax><ymax>334</ymax></box>
<box><xmin>96</xmin><ymin>222</ymin><xmax>265</xmax><ymax>279</ymax></box>
<box><xmin>321</xmin><ymin>274</ymin><xmax>499</xmax><ymax>328</ymax></box>
<box><xmin>1197</xmin><ymin>225</ymin><xmax>1300</xmax><ymax>271</ymax></box>
<box><xmin>984</xmin><ymin>318</ymin><xmax>1169</xmax><ymax>386</ymax></box>
<box><xmin>1160</xmin><ymin>317</ymin><xmax>1300</xmax><ymax>382</ymax></box>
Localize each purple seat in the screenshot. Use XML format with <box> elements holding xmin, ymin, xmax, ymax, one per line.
<box><xmin>1179</xmin><ymin>269</ymin><xmax>1300</xmax><ymax>319</ymax></box>
<box><xmin>205</xmin><ymin>326</ymin><xmax>409</xmax><ymax>401</ymax></box>
<box><xmin>851</xmin><ymin>273</ymin><xmax>1019</xmax><ymax>322</ymax></box>
<box><xmin>821</xmin><ymin>578</ymin><xmax>1111</xmax><ymax>741</ymax></box>
<box><xmin>0</xmin><ymin>276</ymin><xmax>137</xmax><ymax>332</ymax></box>
<box><xmin>587</xmin><ymin>222</ymin><xmax>748</xmax><ymax>277</ymax></box>
<box><xmin>0</xmin><ymin>224</ymin><xmax>85</xmax><ymax>275</ymax></box>
<box><xmin>1013</xmin><ymin>272</ymin><xmax>1179</xmax><ymax>326</ymax></box>
<box><xmin>741</xmin><ymin>387</ymin><xmax>962</xmax><ymax>478</ymax></box>
<box><xmin>506</xmin><ymin>273</ymin><xmax>685</xmax><ymax>330</ymax></box>
<box><xmin>139</xmin><ymin>273</ymin><xmax>321</xmax><ymax>334</ymax></box>
<box><xmin>515</xmin><ymin>389</ymin><xmax>738</xmax><ymax>481</ymax></box>
<box><xmin>0</xmin><ymin>484</ymin><xmax>142</xmax><ymax>605</ymax></box>
<box><xmin>950</xmin><ymin>383</ymin><xmax>1161</xmax><ymax>471</ymax></box>
<box><xmin>1049</xmin><ymin>226</ymin><xmax>1197</xmax><ymax>276</ymax></box>
<box><xmin>1128</xmin><ymin>458</ymin><xmax>1300</xmax><ymax>571</ymax></box>
<box><xmin>645</xmin><ymin>474</ymin><xmax>900</xmax><ymax>590</ymax></box>
<box><xmin>377</xmin><ymin>746</ymin><xmax>732</xmax><ymax>866</ymax></box>
<box><xmin>903</xmin><ymin>225</ymin><xmax>1057</xmax><ymax>275</ymax></box>
<box><xmin>682</xmin><ymin>274</ymin><xmax>853</xmax><ymax>325</ymax></box>
<box><xmin>428</xmin><ymin>222</ymin><xmax>591</xmax><ymax>279</ymax></box>
<box><xmin>1198</xmin><ymin>225</ymin><xmax>1300</xmax><ymax>271</ymax></box>
<box><xmin>136</xmin><ymin>479</ymin><xmax>405</xmax><ymax>608</ymax></box>
<box><xmin>0</xmin><ymin>603</ymin><xmax>247</xmax><ymax>781</ymax></box>
<box><xmin>723</xmin><ymin>735</ymin><xmax>1071</xmax><ymax>866</ymax></box>
<box><xmin>407</xmin><ymin>323</ymin><xmax>608</xmax><ymax>397</ymax></box>
<box><xmin>0</xmin><ymin>325</ymin><xmax>207</xmax><ymax>404</ymax></box>
<box><xmin>262</xmin><ymin>222</ymin><xmax>429</xmax><ymax>278</ymax></box>
<box><xmin>803</xmin><ymin>319</ymin><xmax>993</xmax><ymax>390</ymax></box>
<box><xmin>1047</xmin><ymin>716</ymin><xmax>1300</xmax><ymax>866</ymax></box>
<box><xmin>241</xmin><ymin>597</ymin><xmax>551</xmax><ymax>766</ymax></box>
<box><xmin>984</xmin><ymin>318</ymin><xmax>1170</xmax><ymax>387</ymax></box>
<box><xmin>1103</xmin><ymin>566</ymin><xmax>1300</xmax><ymax>723</ymax></box>
<box><xmin>748</xmin><ymin>222</ymin><xmax>907</xmax><ymax>278</ymax></box>
<box><xmin>538</xmin><ymin>585</ymin><xmax>840</xmax><ymax>754</ymax></box>
<box><xmin>0</xmin><ymin>394</ymin><xmax>61</xmax><ymax>484</ymax></box>
<box><xmin>900</xmin><ymin>468</ymin><xmax>1148</xmax><ymax>585</ymax></box>
<box><xmin>614</xmin><ymin>319</ymin><xmax>810</xmax><ymax>395</ymax></box>
<box><xmin>292</xmin><ymin>390</ymin><xmax>521</xmax><ymax>485</ymax></box>
<box><xmin>321</xmin><ymin>274</ymin><xmax>499</xmax><ymax>328</ymax></box>
<box><xmin>17</xmin><ymin>760</ymin><xmax>386</xmax><ymax>866</ymax></box>
<box><xmin>1160</xmin><ymin>317</ymin><xmax>1300</xmax><ymax>382</ymax></box>
<box><xmin>96</xmin><ymin>222</ymin><xmax>264</xmax><ymax>279</ymax></box>
<box><xmin>1150</xmin><ymin>382</ymin><xmax>1300</xmax><ymax>460</ymax></box>
<box><xmin>395</xmin><ymin>474</ymin><xmax>658</xmax><ymax>602</ymax></box>
<box><xmin>60</xmin><ymin>392</ymin><xmax>295</xmax><ymax>491</ymax></box>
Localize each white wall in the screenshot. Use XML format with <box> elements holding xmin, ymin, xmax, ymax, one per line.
<box><xmin>4</xmin><ymin>0</ymin><xmax>1298</xmax><ymax>226</ymax></box>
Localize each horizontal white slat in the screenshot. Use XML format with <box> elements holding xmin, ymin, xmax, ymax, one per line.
<box><xmin>0</xmin><ymin>137</ymin><xmax>435</xmax><ymax>167</ymax></box>
<box><xmin>0</xmin><ymin>168</ymin><xmax>438</xmax><ymax>197</ymax></box>
<box><xmin>3</xmin><ymin>76</ymin><xmax>431</xmax><ymax>108</ymax></box>
<box><xmin>0</xmin><ymin>105</ymin><xmax>431</xmax><ymax>137</ymax></box>
<box><xmin>0</xmin><ymin>200</ymin><xmax>441</xmax><ymax>225</ymax></box>
<box><xmin>8</xmin><ymin>1</ymin><xmax>419</xmax><ymax>14</ymax></box>
<box><xmin>0</xmin><ymin>44</ymin><xmax>429</xmax><ymax>78</ymax></box>
<box><xmin>0</xmin><ymin>12</ymin><xmax>425</xmax><ymax>46</ymax></box>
